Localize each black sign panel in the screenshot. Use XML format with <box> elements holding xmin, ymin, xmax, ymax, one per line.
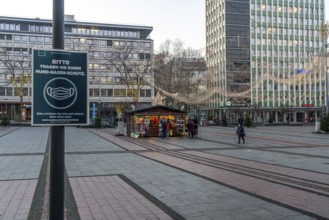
<box><xmin>32</xmin><ymin>49</ymin><xmax>88</xmax><ymax>125</ymax></box>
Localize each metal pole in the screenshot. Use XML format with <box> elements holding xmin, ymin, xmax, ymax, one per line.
<box><xmin>324</xmin><ymin>43</ymin><xmax>329</xmax><ymax>114</ymax></box>
<box><xmin>49</xmin><ymin>126</ymin><xmax>64</xmax><ymax>220</ymax></box>
<box><xmin>50</xmin><ymin>0</ymin><xmax>65</xmax><ymax>219</ymax></box>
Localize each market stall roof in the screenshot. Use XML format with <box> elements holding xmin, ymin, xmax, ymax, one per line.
<box><xmin>126</xmin><ymin>105</ymin><xmax>187</xmax><ymax>115</ymax></box>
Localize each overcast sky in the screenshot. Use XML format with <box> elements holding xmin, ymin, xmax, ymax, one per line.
<box><xmin>0</xmin><ymin>0</ymin><xmax>206</xmax><ymax>51</ymax></box>
<box><xmin>0</xmin><ymin>0</ymin><xmax>328</xmax><ymax>51</ymax></box>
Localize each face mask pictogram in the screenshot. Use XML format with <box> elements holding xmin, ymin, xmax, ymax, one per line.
<box><xmin>46</xmin><ymin>87</ymin><xmax>75</xmax><ymax>100</ymax></box>
<box><xmin>43</xmin><ymin>77</ymin><xmax>78</xmax><ymax>110</ymax></box>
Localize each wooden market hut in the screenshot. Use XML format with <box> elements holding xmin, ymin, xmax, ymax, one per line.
<box><xmin>126</xmin><ymin>105</ymin><xmax>187</xmax><ymax>138</ymax></box>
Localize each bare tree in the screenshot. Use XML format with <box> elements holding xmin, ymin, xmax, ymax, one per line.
<box><xmin>0</xmin><ymin>53</ymin><xmax>31</xmax><ymax>120</ymax></box>
<box><xmin>102</xmin><ymin>41</ymin><xmax>152</xmax><ymax>107</ymax></box>
<box><xmin>154</xmin><ymin>39</ymin><xmax>208</xmax><ymax>111</ymax></box>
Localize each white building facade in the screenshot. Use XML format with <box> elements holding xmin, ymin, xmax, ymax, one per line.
<box><xmin>0</xmin><ymin>15</ymin><xmax>154</xmax><ymax>120</ymax></box>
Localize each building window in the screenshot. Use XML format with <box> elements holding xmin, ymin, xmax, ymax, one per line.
<box><xmin>140</xmin><ymin>89</ymin><xmax>151</xmax><ymax>97</ymax></box>
<box><xmin>45</xmin><ymin>37</ymin><xmax>52</xmax><ymax>44</ymax></box>
<box><xmin>139</xmin><ymin>53</ymin><xmax>145</xmax><ymax>60</ymax></box>
<box><xmin>96</xmin><ymin>89</ymin><xmax>102</xmax><ymax>97</ymax></box>
<box><xmin>107</xmin><ymin>89</ymin><xmax>113</xmax><ymax>97</ymax></box>
<box><xmin>127</xmin><ymin>89</ymin><xmax>134</xmax><ymax>97</ymax></box>
<box><xmin>23</xmin><ymin>88</ymin><xmax>28</xmax><ymax>96</ymax></box>
<box><xmin>0</xmin><ymin>87</ymin><xmax>5</xmax><ymax>96</ymax></box>
<box><xmin>14</xmin><ymin>35</ymin><xmax>21</xmax><ymax>43</ymax></box>
<box><xmin>6</xmin><ymin>87</ymin><xmax>13</xmax><ymax>96</ymax></box>
<box><xmin>114</xmin><ymin>89</ymin><xmax>126</xmax><ymax>97</ymax></box>
<box><xmin>106</xmin><ymin>77</ymin><xmax>113</xmax><ymax>84</ymax></box>
<box><xmin>114</xmin><ymin>77</ymin><xmax>124</xmax><ymax>85</ymax></box>
<box><xmin>30</xmin><ymin>36</ymin><xmax>36</xmax><ymax>43</ymax></box>
<box><xmin>22</xmin><ymin>36</ymin><xmax>28</xmax><ymax>43</ymax></box>
<box><xmin>36</xmin><ymin>36</ymin><xmax>43</xmax><ymax>44</ymax></box>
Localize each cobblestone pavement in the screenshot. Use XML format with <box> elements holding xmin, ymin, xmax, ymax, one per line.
<box><xmin>0</xmin><ymin>125</ymin><xmax>328</xmax><ymax>220</ymax></box>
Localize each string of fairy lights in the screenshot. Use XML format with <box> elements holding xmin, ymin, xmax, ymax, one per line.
<box><xmin>150</xmin><ymin>54</ymin><xmax>327</xmax><ymax>105</ymax></box>
<box><xmin>166</xmin><ymin>1</ymin><xmax>328</xmax><ymax>106</ymax></box>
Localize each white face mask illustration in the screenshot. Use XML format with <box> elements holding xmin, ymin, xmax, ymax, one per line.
<box><xmin>46</xmin><ymin>87</ymin><xmax>75</xmax><ymax>100</ymax></box>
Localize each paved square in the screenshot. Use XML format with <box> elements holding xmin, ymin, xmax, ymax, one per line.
<box><xmin>0</xmin><ymin>125</ymin><xmax>328</xmax><ymax>219</ymax></box>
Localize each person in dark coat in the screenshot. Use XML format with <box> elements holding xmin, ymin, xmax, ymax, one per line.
<box><xmin>186</xmin><ymin>119</ymin><xmax>195</xmax><ymax>138</ymax></box>
<box><xmin>236</xmin><ymin>124</ymin><xmax>245</xmax><ymax>144</ymax></box>
<box><xmin>160</xmin><ymin>118</ymin><xmax>166</xmax><ymax>138</ymax></box>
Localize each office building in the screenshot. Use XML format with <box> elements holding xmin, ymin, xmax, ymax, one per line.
<box><xmin>0</xmin><ymin>15</ymin><xmax>154</xmax><ymax>120</ymax></box>
<box><xmin>206</xmin><ymin>0</ymin><xmax>327</xmax><ymax>123</ymax></box>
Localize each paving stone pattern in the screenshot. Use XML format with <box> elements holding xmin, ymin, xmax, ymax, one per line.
<box><xmin>0</xmin><ymin>125</ymin><xmax>327</xmax><ymax>220</ymax></box>
<box><xmin>70</xmin><ymin>176</ymin><xmax>173</xmax><ymax>220</ymax></box>
<box><xmin>0</xmin><ymin>180</ymin><xmax>37</xmax><ymax>220</ymax></box>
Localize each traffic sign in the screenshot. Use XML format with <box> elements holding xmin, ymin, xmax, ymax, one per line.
<box><xmin>32</xmin><ymin>49</ymin><xmax>89</xmax><ymax>125</ymax></box>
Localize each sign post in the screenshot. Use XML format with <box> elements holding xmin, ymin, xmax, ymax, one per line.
<box><xmin>50</xmin><ymin>1</ymin><xmax>65</xmax><ymax>218</ymax></box>
<box><xmin>32</xmin><ymin>49</ymin><xmax>88</xmax><ymax>219</ymax></box>
<box><xmin>31</xmin><ymin>1</ymin><xmax>86</xmax><ymax>219</ymax></box>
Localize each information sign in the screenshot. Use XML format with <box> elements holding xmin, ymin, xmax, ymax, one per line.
<box><xmin>32</xmin><ymin>49</ymin><xmax>88</xmax><ymax>125</ymax></box>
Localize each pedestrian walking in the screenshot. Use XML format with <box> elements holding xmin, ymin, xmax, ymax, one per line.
<box><xmin>165</xmin><ymin>119</ymin><xmax>172</xmax><ymax>139</ymax></box>
<box><xmin>186</xmin><ymin>119</ymin><xmax>195</xmax><ymax>138</ymax></box>
<box><xmin>236</xmin><ymin>124</ymin><xmax>246</xmax><ymax>144</ymax></box>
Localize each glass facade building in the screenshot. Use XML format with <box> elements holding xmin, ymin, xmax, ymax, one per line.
<box><xmin>206</xmin><ymin>0</ymin><xmax>327</xmax><ymax>123</ymax></box>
